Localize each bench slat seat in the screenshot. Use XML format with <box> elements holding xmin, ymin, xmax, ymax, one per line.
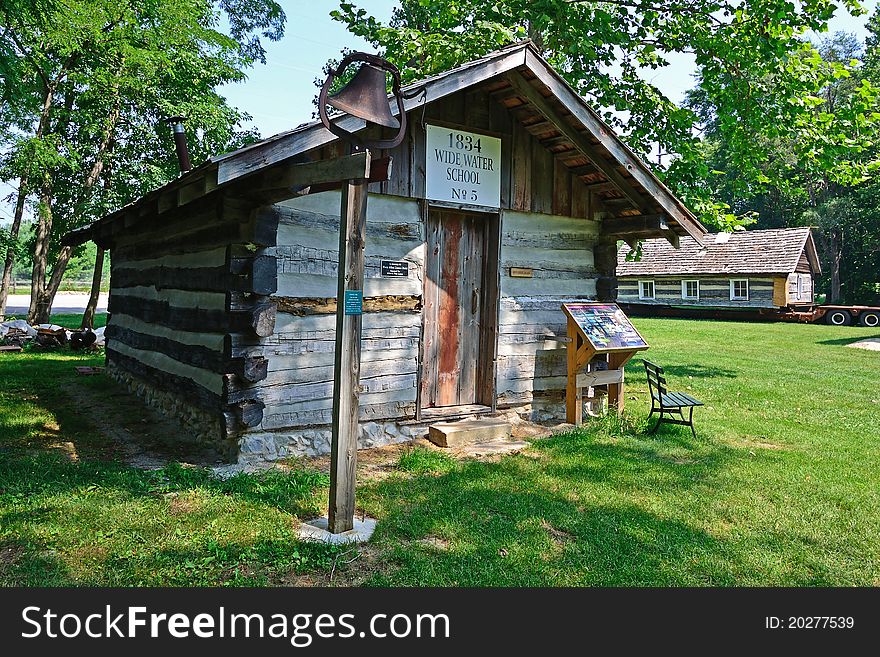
<box><xmin>661</xmin><ymin>392</ymin><xmax>703</xmax><ymax>408</ymax></box>
<box><xmin>643</xmin><ymin>360</ymin><xmax>703</xmax><ymax>438</ymax></box>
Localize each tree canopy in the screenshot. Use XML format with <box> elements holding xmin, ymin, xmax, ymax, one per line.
<box><xmin>331</xmin><ymin>0</ymin><xmax>880</xmax><ymax>228</ymax></box>
<box><xmin>0</xmin><ymin>0</ymin><xmax>286</xmax><ymax>321</ymax></box>
<box><xmin>696</xmin><ymin>25</ymin><xmax>880</xmax><ymax>304</ymax></box>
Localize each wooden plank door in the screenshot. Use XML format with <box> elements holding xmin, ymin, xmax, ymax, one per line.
<box><xmin>422</xmin><ymin>209</ymin><xmax>485</xmax><ymax>407</ymax></box>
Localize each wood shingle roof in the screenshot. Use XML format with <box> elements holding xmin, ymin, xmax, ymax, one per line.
<box><xmin>617</xmin><ymin>227</ymin><xmax>821</xmax><ymax>277</ymax></box>
<box><xmin>65</xmin><ymin>41</ymin><xmax>706</xmax><ymax>248</ymax></box>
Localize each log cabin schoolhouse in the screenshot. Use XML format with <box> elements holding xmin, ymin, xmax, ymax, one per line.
<box><xmin>616</xmin><ymin>227</ymin><xmax>820</xmax><ymax>311</ymax></box>
<box><xmin>65</xmin><ymin>41</ymin><xmax>707</xmax><ymax>462</ymax></box>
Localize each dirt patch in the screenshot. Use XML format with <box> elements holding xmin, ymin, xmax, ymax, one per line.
<box><xmin>280</xmin><ymin>571</ymin><xmax>327</xmax><ymax>587</ymax></box>
<box><xmin>511</xmin><ymin>420</ymin><xmax>572</xmax><ymax>440</ymax></box>
<box><xmin>64</xmin><ymin>384</ymin><xmax>225</xmax><ymax>469</ymax></box>
<box><xmin>277</xmin><ymin>543</ymin><xmax>389</xmax><ymax>587</ymax></box>
<box><xmin>846</xmin><ymin>338</ymin><xmax>880</xmax><ymax>352</ymax></box>
<box><xmin>417</xmin><ymin>536</ymin><xmax>450</xmax><ymax>551</ymax></box>
<box><xmin>298</xmin><ymin>437</ymin><xmax>441</xmax><ymax>483</ymax></box>
<box><xmin>731</xmin><ymin>435</ymin><xmax>788</xmax><ymax>451</ymax></box>
<box><xmin>540</xmin><ymin>519</ymin><xmax>574</xmax><ymax>546</ymax></box>
<box><xmin>44</xmin><ymin>440</ymin><xmax>79</xmax><ymax>461</ymax></box>
<box><xmin>167</xmin><ymin>492</ymin><xmax>203</xmax><ymax>515</ymax></box>
<box><xmin>289</xmin><ymin>417</ymin><xmax>575</xmax><ymax>482</ymax></box>
<box><xmin>327</xmin><ymin>544</ymin><xmax>390</xmax><ymax>586</ymax></box>
<box><xmin>0</xmin><ymin>543</ymin><xmax>25</xmax><ymax>571</ymax></box>
<box><xmin>68</xmin><ymin>543</ymin><xmax>109</xmax><ymax>562</ymax></box>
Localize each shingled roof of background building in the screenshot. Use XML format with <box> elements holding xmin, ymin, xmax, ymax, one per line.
<box><xmin>617</xmin><ymin>227</ymin><xmax>820</xmax><ymax>276</ymax></box>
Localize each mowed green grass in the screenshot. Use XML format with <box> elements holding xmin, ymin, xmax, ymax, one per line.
<box><xmin>357</xmin><ymin>318</ymin><xmax>880</xmax><ymax>586</ymax></box>
<box><xmin>48</xmin><ymin>313</ymin><xmax>108</xmax><ymax>329</ymax></box>
<box><xmin>0</xmin><ymin>333</ymin><xmax>338</xmax><ymax>586</ymax></box>
<box><xmin>0</xmin><ymin>317</ymin><xmax>878</xmax><ymax>586</ymax></box>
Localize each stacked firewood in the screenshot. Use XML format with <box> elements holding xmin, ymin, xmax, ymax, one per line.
<box><xmin>0</xmin><ymin>319</ymin><xmax>104</xmax><ymax>353</ymax></box>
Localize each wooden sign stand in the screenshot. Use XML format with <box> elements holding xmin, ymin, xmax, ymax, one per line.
<box><xmin>562</xmin><ymin>303</ymin><xmax>649</xmax><ymax>425</ymax></box>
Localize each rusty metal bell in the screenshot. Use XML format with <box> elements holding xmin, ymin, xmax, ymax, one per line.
<box><xmin>327</xmin><ymin>63</ymin><xmax>400</xmax><ymax>129</ymax></box>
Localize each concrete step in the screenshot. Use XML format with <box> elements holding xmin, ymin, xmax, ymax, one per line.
<box><xmin>427</xmin><ymin>417</ymin><xmax>512</xmax><ymax>448</ymax></box>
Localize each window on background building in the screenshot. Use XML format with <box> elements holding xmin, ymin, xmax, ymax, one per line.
<box><xmin>639</xmin><ymin>280</ymin><xmax>655</xmax><ymax>299</ymax></box>
<box><xmin>682</xmin><ymin>280</ymin><xmax>699</xmax><ymax>300</ymax></box>
<box><xmin>730</xmin><ymin>279</ymin><xmax>749</xmax><ymax>301</ymax></box>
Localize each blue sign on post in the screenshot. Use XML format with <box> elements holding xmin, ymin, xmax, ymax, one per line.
<box><xmin>344</xmin><ymin>290</ymin><xmax>363</xmax><ymax>316</ymax></box>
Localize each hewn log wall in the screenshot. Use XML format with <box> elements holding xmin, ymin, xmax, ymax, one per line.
<box><xmin>495</xmin><ymin>209</ymin><xmax>601</xmax><ymax>411</ymax></box>
<box><xmin>104</xmin><ymin>195</ymin><xmax>278</xmax><ymax>456</ymax></box>
<box><xmin>234</xmin><ymin>191</ymin><xmax>424</xmax><ymax>433</ymax></box>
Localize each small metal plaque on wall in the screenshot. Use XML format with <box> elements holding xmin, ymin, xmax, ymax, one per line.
<box><xmin>510</xmin><ymin>267</ymin><xmax>534</xmax><ymax>278</ymax></box>
<box><xmin>380</xmin><ymin>260</ymin><xmax>409</xmax><ymax>278</ymax></box>
<box><xmin>344</xmin><ymin>290</ymin><xmax>363</xmax><ymax>316</ymax></box>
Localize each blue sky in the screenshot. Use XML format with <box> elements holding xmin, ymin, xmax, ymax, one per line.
<box><xmin>0</xmin><ymin>0</ymin><xmax>876</xmax><ymax>225</ymax></box>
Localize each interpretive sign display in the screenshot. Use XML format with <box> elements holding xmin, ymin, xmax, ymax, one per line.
<box><xmin>561</xmin><ymin>302</ymin><xmax>649</xmax><ymax>425</ymax></box>
<box><xmin>562</xmin><ymin>303</ymin><xmax>649</xmax><ymax>352</ymax></box>
<box><xmin>425</xmin><ymin>124</ymin><xmax>501</xmax><ymax>208</ymax></box>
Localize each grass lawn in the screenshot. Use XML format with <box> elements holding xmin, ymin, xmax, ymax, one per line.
<box><xmin>42</xmin><ymin>313</ymin><xmax>107</xmax><ymax>329</ymax></box>
<box><xmin>0</xmin><ymin>317</ymin><xmax>878</xmax><ymax>586</ymax></box>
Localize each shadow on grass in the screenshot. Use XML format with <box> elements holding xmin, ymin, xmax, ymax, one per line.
<box><xmin>360</xmin><ymin>429</ymin><xmax>747</xmax><ymax>586</ymax></box>
<box><xmin>0</xmin><ymin>536</ymin><xmax>72</xmax><ymax>587</ymax></box>
<box><xmin>0</xmin><ymin>351</ymin><xmax>337</xmax><ymax>586</ymax></box>
<box><xmin>0</xmin><ymin>454</ymin><xmax>326</xmax><ymax>518</ymax></box>
<box><xmin>0</xmin><ymin>350</ymin><xmax>226</xmax><ymax>465</ymax></box>
<box><xmin>96</xmin><ymin>540</ymin><xmax>341</xmax><ymax>587</ymax></box>
<box><xmin>0</xmin><ymin>454</ymin><xmax>332</xmax><ymax>586</ymax></box>
<box><xmin>816</xmin><ymin>335</ymin><xmax>880</xmax><ymax>347</ymax></box>
<box><xmin>624</xmin><ymin>359</ymin><xmax>737</xmax><ymax>380</ymax></box>
<box><xmin>0</xmin><ymin>352</ymin><xmax>120</xmax><ymax>459</ymax></box>
<box><xmin>654</xmin><ymin>363</ymin><xmax>738</xmax><ymax>379</ymax></box>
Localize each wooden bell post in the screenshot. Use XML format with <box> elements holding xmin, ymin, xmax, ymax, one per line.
<box><xmin>319</xmin><ymin>53</ymin><xmax>407</xmax><ymax>535</ymax></box>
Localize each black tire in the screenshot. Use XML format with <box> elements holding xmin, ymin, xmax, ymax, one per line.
<box><xmin>825</xmin><ymin>309</ymin><xmax>852</xmax><ymax>326</ymax></box>
<box><xmin>859</xmin><ymin>311</ymin><xmax>880</xmax><ymax>328</ymax></box>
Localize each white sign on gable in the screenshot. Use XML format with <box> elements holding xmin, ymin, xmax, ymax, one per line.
<box><xmin>425</xmin><ymin>124</ymin><xmax>502</xmax><ymax>208</ymax></box>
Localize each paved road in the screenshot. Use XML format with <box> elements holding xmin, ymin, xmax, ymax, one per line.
<box><xmin>4</xmin><ymin>293</ymin><xmax>108</xmax><ymax>316</ymax></box>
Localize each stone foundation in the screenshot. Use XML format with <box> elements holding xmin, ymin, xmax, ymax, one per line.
<box><xmin>106</xmin><ymin>361</ymin><xmax>234</xmax><ymax>459</ymax></box>
<box><xmin>101</xmin><ymin>362</ymin><xmax>571</xmax><ymax>464</ymax></box>
<box><xmin>238</xmin><ymin>421</ymin><xmax>429</xmax><ymax>461</ymax></box>
<box><xmin>236</xmin><ymin>401</ymin><xmax>574</xmax><ymax>462</ymax></box>
<box><xmin>505</xmin><ymin>399</ymin><xmax>568</xmax><ymax>424</ymax></box>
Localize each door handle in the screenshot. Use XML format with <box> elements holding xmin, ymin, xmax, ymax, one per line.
<box><xmin>472</xmin><ymin>288</ymin><xmax>479</xmax><ymax>314</ymax></box>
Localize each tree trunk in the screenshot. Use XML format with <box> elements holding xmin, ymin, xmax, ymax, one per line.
<box><xmin>0</xmin><ymin>181</ymin><xmax>28</xmax><ymax>320</ymax></box>
<box><xmin>27</xmin><ymin>86</ymin><xmax>121</xmax><ymax>326</ymax></box>
<box><xmin>28</xmin><ymin>184</ymin><xmax>55</xmax><ymax>323</ymax></box>
<box><xmin>2</xmin><ymin>81</ymin><xmax>56</xmax><ymax>321</ymax></box>
<box><xmin>81</xmin><ymin>247</ymin><xmax>105</xmax><ymax>329</ymax></box>
<box><xmin>43</xmin><ymin>245</ymin><xmax>73</xmax><ymax>314</ymax></box>
<box><xmin>829</xmin><ymin>228</ymin><xmax>842</xmax><ymax>304</ymax></box>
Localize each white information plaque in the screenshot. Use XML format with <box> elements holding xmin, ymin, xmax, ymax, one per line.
<box><xmin>425</xmin><ymin>124</ymin><xmax>501</xmax><ymax>208</ymax></box>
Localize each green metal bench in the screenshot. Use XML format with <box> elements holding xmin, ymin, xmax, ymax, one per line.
<box><xmin>643</xmin><ymin>360</ymin><xmax>703</xmax><ymax>438</ymax></box>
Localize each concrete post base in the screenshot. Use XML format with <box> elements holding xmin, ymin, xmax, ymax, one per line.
<box><xmin>298</xmin><ymin>516</ymin><xmax>377</xmax><ymax>544</ymax></box>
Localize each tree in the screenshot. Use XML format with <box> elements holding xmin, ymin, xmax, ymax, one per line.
<box><xmin>330</xmin><ymin>0</ymin><xmax>880</xmax><ymax>228</ymax></box>
<box><xmin>689</xmin><ymin>23</ymin><xmax>880</xmax><ymax>303</ymax></box>
<box><xmin>0</xmin><ymin>0</ymin><xmax>58</xmax><ymax>319</ymax></box>
<box><xmin>0</xmin><ymin>0</ymin><xmax>285</xmax><ymax>323</ymax></box>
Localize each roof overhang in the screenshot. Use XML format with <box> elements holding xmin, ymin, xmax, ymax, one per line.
<box><xmin>65</xmin><ymin>41</ymin><xmax>706</xmax><ymax>248</ymax></box>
